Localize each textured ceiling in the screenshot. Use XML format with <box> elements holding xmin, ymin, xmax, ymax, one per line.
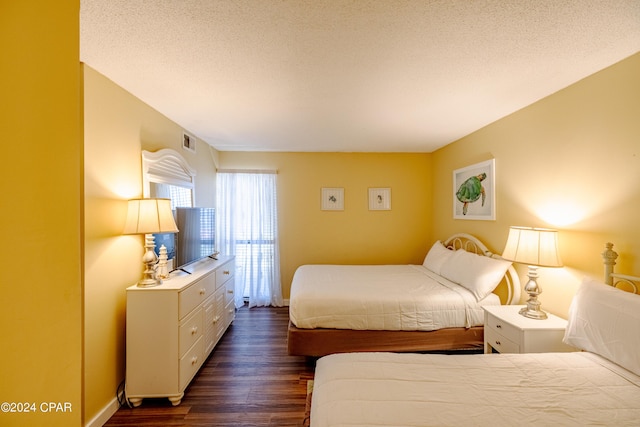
<box><xmin>80</xmin><ymin>0</ymin><xmax>640</xmax><ymax>152</ymax></box>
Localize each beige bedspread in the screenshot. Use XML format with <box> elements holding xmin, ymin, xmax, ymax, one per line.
<box><xmin>311</xmin><ymin>351</ymin><xmax>640</xmax><ymax>426</ymax></box>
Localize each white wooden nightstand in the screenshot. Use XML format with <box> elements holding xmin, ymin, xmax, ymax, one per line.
<box><xmin>483</xmin><ymin>305</ymin><xmax>574</xmax><ymax>354</ymax></box>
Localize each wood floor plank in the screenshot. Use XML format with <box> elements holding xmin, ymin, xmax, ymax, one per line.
<box><xmin>104</xmin><ymin>306</ymin><xmax>315</xmax><ymax>427</ymax></box>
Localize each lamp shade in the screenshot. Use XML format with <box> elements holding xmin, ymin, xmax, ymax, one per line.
<box><xmin>123</xmin><ymin>198</ymin><xmax>179</xmax><ymax>235</ymax></box>
<box><xmin>502</xmin><ymin>226</ymin><xmax>562</xmax><ymax>267</ymax></box>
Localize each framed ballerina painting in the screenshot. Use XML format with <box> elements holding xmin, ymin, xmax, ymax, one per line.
<box><xmin>453</xmin><ymin>159</ymin><xmax>495</xmax><ymax>220</ymax></box>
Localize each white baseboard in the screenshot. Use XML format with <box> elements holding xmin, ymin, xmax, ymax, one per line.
<box><xmin>85</xmin><ymin>395</ymin><xmax>121</xmax><ymax>427</ymax></box>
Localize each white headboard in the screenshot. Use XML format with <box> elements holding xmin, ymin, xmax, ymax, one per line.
<box><xmin>602</xmin><ymin>242</ymin><xmax>639</xmax><ymax>294</ymax></box>
<box><xmin>443</xmin><ymin>233</ymin><xmax>521</xmax><ymax>305</ymax></box>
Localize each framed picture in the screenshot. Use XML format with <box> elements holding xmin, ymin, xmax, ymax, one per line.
<box><xmin>321</xmin><ymin>187</ymin><xmax>344</xmax><ymax>210</ymax></box>
<box><xmin>182</xmin><ymin>131</ymin><xmax>196</xmax><ymax>153</ymax></box>
<box><xmin>369</xmin><ymin>188</ymin><xmax>391</xmax><ymax>210</ymax></box>
<box><xmin>453</xmin><ymin>159</ymin><xmax>495</xmax><ymax>220</ymax></box>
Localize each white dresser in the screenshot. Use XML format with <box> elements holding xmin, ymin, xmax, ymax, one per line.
<box><xmin>125</xmin><ymin>256</ymin><xmax>235</xmax><ymax>406</ymax></box>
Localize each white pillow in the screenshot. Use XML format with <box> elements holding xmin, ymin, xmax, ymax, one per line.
<box><xmin>440</xmin><ymin>249</ymin><xmax>512</xmax><ymax>301</ymax></box>
<box><xmin>563</xmin><ymin>277</ymin><xmax>640</xmax><ymax>376</ymax></box>
<box><xmin>422</xmin><ymin>241</ymin><xmax>455</xmax><ymax>275</ymax></box>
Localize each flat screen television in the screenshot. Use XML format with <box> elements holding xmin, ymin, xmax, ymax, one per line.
<box><xmin>174</xmin><ymin>207</ymin><xmax>216</xmax><ymax>270</ymax></box>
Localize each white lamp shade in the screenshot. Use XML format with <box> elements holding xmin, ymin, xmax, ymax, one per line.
<box><xmin>123</xmin><ymin>198</ymin><xmax>179</xmax><ymax>235</ymax></box>
<box><xmin>502</xmin><ymin>226</ymin><xmax>562</xmax><ymax>267</ymax></box>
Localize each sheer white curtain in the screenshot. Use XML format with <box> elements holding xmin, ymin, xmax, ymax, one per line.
<box><xmin>216</xmin><ymin>171</ymin><xmax>283</xmax><ymax>308</ymax></box>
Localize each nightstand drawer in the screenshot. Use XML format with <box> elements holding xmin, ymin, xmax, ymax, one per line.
<box><xmin>486</xmin><ymin>312</ymin><xmax>520</xmax><ymax>343</ymax></box>
<box><xmin>485</xmin><ymin>327</ymin><xmax>520</xmax><ymax>353</ymax></box>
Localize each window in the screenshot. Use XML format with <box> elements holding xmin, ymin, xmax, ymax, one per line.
<box><xmin>216</xmin><ymin>171</ymin><xmax>283</xmax><ymax>308</ymax></box>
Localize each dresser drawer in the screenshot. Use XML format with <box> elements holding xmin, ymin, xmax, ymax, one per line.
<box><xmin>213</xmin><ymin>286</ymin><xmax>226</xmax><ymax>329</ymax></box>
<box><xmin>486</xmin><ymin>312</ymin><xmax>521</xmax><ymax>343</ymax></box>
<box><xmin>179</xmin><ymin>272</ymin><xmax>216</xmax><ymax>318</ymax></box>
<box><xmin>179</xmin><ymin>308</ymin><xmax>203</xmax><ymax>357</ymax></box>
<box><xmin>485</xmin><ymin>327</ymin><xmax>520</xmax><ymax>353</ymax></box>
<box><xmin>224</xmin><ymin>299</ymin><xmax>235</xmax><ymax>327</ymax></box>
<box><xmin>216</xmin><ymin>259</ymin><xmax>235</xmax><ymax>288</ymax></box>
<box><xmin>224</xmin><ymin>277</ymin><xmax>235</xmax><ymax>305</ymax></box>
<box><xmin>179</xmin><ymin>337</ymin><xmax>203</xmax><ymax>391</ymax></box>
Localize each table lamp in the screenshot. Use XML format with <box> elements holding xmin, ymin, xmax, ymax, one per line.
<box><xmin>501</xmin><ymin>226</ymin><xmax>562</xmax><ymax>319</ymax></box>
<box><xmin>124</xmin><ymin>198</ymin><xmax>179</xmax><ymax>287</ymax></box>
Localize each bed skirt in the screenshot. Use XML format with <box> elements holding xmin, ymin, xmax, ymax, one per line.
<box><xmin>287</xmin><ymin>322</ymin><xmax>484</xmax><ymax>357</ymax></box>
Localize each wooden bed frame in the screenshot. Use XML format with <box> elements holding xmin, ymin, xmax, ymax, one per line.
<box><xmin>287</xmin><ymin>233</ymin><xmax>521</xmax><ymax>357</ymax></box>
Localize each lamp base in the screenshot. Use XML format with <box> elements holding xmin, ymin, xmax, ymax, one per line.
<box><xmin>136</xmin><ymin>235</ymin><xmax>161</xmax><ymax>287</ymax></box>
<box><xmin>137</xmin><ymin>277</ymin><xmax>160</xmax><ymax>287</ymax></box>
<box><xmin>519</xmin><ymin>265</ymin><xmax>547</xmax><ymax>320</ymax></box>
<box><xmin>519</xmin><ymin>304</ymin><xmax>548</xmax><ymax>320</ymax></box>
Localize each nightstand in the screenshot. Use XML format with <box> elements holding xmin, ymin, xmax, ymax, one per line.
<box><xmin>483</xmin><ymin>305</ymin><xmax>574</xmax><ymax>354</ymax></box>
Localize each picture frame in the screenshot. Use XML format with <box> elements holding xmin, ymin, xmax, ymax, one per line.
<box><xmin>453</xmin><ymin>159</ymin><xmax>495</xmax><ymax>220</ymax></box>
<box><xmin>368</xmin><ymin>188</ymin><xmax>391</xmax><ymax>210</ymax></box>
<box><xmin>182</xmin><ymin>131</ymin><xmax>196</xmax><ymax>153</ymax></box>
<box><xmin>321</xmin><ymin>187</ymin><xmax>344</xmax><ymax>211</ymax></box>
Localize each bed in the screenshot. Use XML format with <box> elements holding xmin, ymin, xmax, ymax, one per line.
<box><xmin>288</xmin><ymin>233</ymin><xmax>521</xmax><ymax>356</ymax></box>
<box><xmin>309</xmin><ymin>243</ymin><xmax>640</xmax><ymax>426</ymax></box>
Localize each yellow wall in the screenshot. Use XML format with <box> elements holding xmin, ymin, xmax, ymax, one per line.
<box><xmin>431</xmin><ymin>52</ymin><xmax>640</xmax><ymax>317</ymax></box>
<box><xmin>0</xmin><ymin>2</ymin><xmax>83</xmax><ymax>426</ymax></box>
<box><xmin>83</xmin><ymin>65</ymin><xmax>218</xmax><ymax>425</ymax></box>
<box><xmin>218</xmin><ymin>152</ymin><xmax>432</xmax><ymax>298</ymax></box>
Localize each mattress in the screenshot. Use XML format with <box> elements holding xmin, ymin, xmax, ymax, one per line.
<box><xmin>289</xmin><ymin>264</ymin><xmax>500</xmax><ymax>331</ymax></box>
<box><xmin>311</xmin><ymin>351</ymin><xmax>640</xmax><ymax>427</ymax></box>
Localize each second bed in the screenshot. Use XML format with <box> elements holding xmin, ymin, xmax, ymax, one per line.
<box><xmin>288</xmin><ymin>233</ymin><xmax>520</xmax><ymax>356</ymax></box>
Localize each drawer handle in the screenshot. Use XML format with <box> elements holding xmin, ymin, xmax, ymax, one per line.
<box><xmin>199</xmin><ymin>288</ymin><xmax>206</xmax><ymax>295</ymax></box>
<box><xmin>227</xmin><ymin>290</ymin><xmax>234</xmax><ymax>294</ymax></box>
<box><xmin>496</xmin><ymin>324</ymin><xmax>502</xmax><ymax>329</ymax></box>
<box><xmin>495</xmin><ymin>340</ymin><xmax>501</xmax><ymax>346</ymax></box>
<box><xmin>191</xmin><ymin>356</ymin><xmax>198</xmax><ymax>365</ymax></box>
<box><xmin>223</xmin><ymin>270</ymin><xmax>230</xmax><ymax>275</ymax></box>
<box><xmin>191</xmin><ymin>326</ymin><xmax>198</xmax><ymax>335</ymax></box>
<box><xmin>213</xmin><ymin>316</ymin><xmax>220</xmax><ymax>323</ymax></box>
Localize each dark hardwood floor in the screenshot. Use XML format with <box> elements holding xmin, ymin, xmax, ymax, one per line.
<box><xmin>105</xmin><ymin>306</ymin><xmax>316</xmax><ymax>427</ymax></box>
